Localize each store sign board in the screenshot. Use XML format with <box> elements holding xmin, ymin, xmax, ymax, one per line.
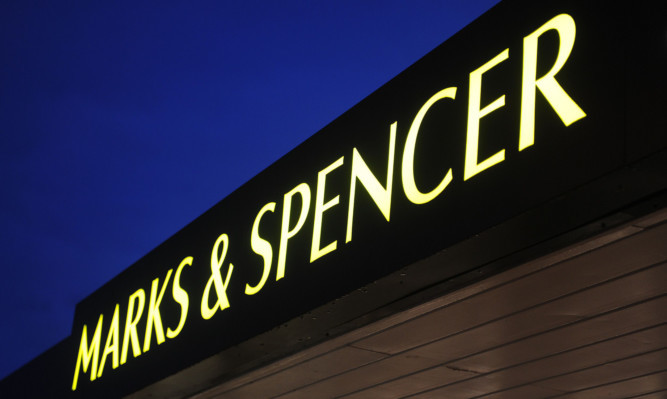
<box><xmin>61</xmin><ymin>1</ymin><xmax>649</xmax><ymax>396</ymax></box>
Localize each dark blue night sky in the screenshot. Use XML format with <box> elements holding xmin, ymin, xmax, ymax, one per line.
<box><xmin>0</xmin><ymin>0</ymin><xmax>499</xmax><ymax>379</ymax></box>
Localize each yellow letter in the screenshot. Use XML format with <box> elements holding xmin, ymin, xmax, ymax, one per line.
<box><xmin>143</xmin><ymin>269</ymin><xmax>173</xmax><ymax>352</ymax></box>
<box><xmin>97</xmin><ymin>304</ymin><xmax>120</xmax><ymax>378</ymax></box>
<box><xmin>519</xmin><ymin>13</ymin><xmax>586</xmax><ymax>150</ymax></box>
<box><xmin>277</xmin><ymin>183</ymin><xmax>311</xmax><ymax>280</ymax></box>
<box><xmin>311</xmin><ymin>157</ymin><xmax>344</xmax><ymax>262</ymax></box>
<box><xmin>402</xmin><ymin>87</ymin><xmax>456</xmax><ymax>204</ymax></box>
<box><xmin>346</xmin><ymin>122</ymin><xmax>396</xmax><ymax>243</ymax></box>
<box><xmin>246</xmin><ymin>202</ymin><xmax>276</xmax><ymax>295</ymax></box>
<box><xmin>167</xmin><ymin>256</ymin><xmax>192</xmax><ymax>339</ymax></box>
<box><xmin>464</xmin><ymin>48</ymin><xmax>509</xmax><ymax>180</ymax></box>
<box><xmin>71</xmin><ymin>314</ymin><xmax>103</xmax><ymax>391</ymax></box>
<box><xmin>120</xmin><ymin>288</ymin><xmax>145</xmax><ymax>365</ymax></box>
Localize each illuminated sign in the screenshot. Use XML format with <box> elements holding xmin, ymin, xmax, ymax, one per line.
<box><xmin>71</xmin><ymin>8</ymin><xmax>594</xmax><ymax>391</ymax></box>
<box><xmin>3</xmin><ymin>0</ymin><xmax>665</xmax><ymax>397</ymax></box>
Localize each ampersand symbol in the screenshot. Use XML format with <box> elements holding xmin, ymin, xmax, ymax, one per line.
<box><xmin>201</xmin><ymin>233</ymin><xmax>234</xmax><ymax>320</ymax></box>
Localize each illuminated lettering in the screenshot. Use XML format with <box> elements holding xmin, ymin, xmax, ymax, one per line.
<box><xmin>69</xmin><ymin>11</ymin><xmax>591</xmax><ymax>390</ymax></box>
<box><xmin>120</xmin><ymin>288</ymin><xmax>145</xmax><ymax>365</ymax></box>
<box><xmin>311</xmin><ymin>157</ymin><xmax>345</xmax><ymax>262</ymax></box>
<box><xmin>71</xmin><ymin>314</ymin><xmax>104</xmax><ymax>391</ymax></box>
<box><xmin>464</xmin><ymin>48</ymin><xmax>509</xmax><ymax>180</ymax></box>
<box><xmin>402</xmin><ymin>87</ymin><xmax>456</xmax><ymax>204</ymax></box>
<box><xmin>75</xmin><ymin>260</ymin><xmax>192</xmax><ymax>389</ymax></box>
<box><xmin>97</xmin><ymin>304</ymin><xmax>120</xmax><ymax>378</ymax></box>
<box><xmin>520</xmin><ymin>13</ymin><xmax>586</xmax><ymax>150</ymax></box>
<box><xmin>167</xmin><ymin>256</ymin><xmax>192</xmax><ymax>339</ymax></box>
<box><xmin>346</xmin><ymin>122</ymin><xmax>396</xmax><ymax>243</ymax></box>
<box><xmin>246</xmin><ymin>202</ymin><xmax>276</xmax><ymax>295</ymax></box>
<box><xmin>142</xmin><ymin>269</ymin><xmax>173</xmax><ymax>352</ymax></box>
<box><xmin>277</xmin><ymin>183</ymin><xmax>311</xmax><ymax>279</ymax></box>
<box><xmin>201</xmin><ymin>234</ymin><xmax>234</xmax><ymax>320</ymax></box>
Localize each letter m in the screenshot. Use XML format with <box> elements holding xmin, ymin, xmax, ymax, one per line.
<box><xmin>71</xmin><ymin>314</ymin><xmax>104</xmax><ymax>391</ymax></box>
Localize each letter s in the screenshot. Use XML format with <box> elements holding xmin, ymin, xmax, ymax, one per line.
<box><xmin>166</xmin><ymin>256</ymin><xmax>192</xmax><ymax>339</ymax></box>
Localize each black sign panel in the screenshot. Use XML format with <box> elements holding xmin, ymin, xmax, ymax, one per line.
<box><xmin>3</xmin><ymin>0</ymin><xmax>666</xmax><ymax>397</ymax></box>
